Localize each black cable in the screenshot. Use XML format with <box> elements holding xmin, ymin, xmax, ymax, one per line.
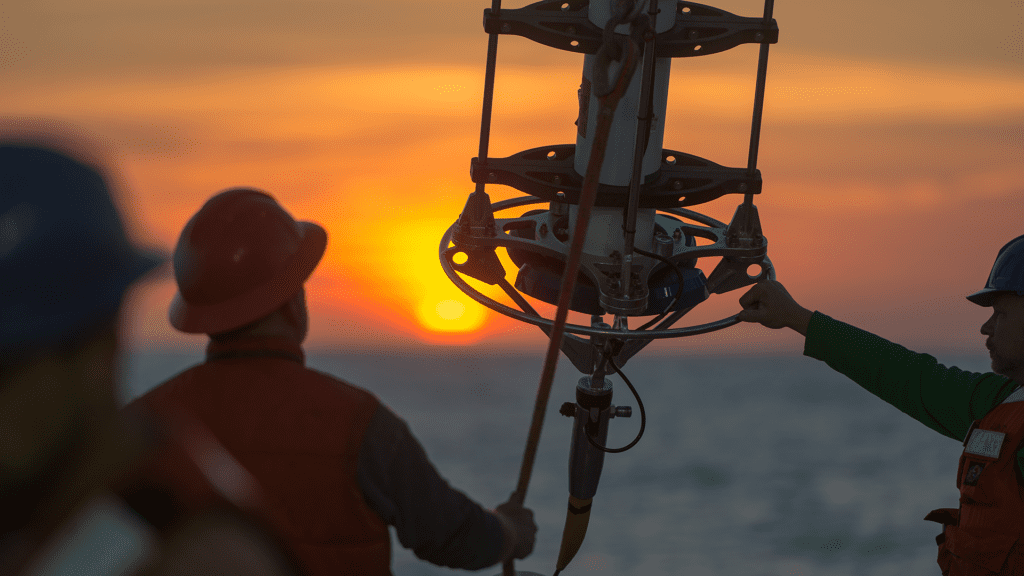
<box><xmin>583</xmin><ymin>357</ymin><xmax>646</xmax><ymax>453</ymax></box>
<box><xmin>633</xmin><ymin>246</ymin><xmax>687</xmax><ymax>331</ymax></box>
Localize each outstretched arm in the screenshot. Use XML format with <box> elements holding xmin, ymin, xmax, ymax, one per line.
<box><xmin>736</xmin><ymin>280</ymin><xmax>1016</xmax><ymax>444</ymax></box>
<box><xmin>356</xmin><ymin>405</ymin><xmax>535</xmax><ymax>569</ymax></box>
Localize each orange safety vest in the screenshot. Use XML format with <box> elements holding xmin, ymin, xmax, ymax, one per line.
<box><xmin>926</xmin><ymin>389</ymin><xmax>1024</xmax><ymax>575</ymax></box>
<box><xmin>130</xmin><ymin>337</ymin><xmax>391</xmax><ymax>576</ymax></box>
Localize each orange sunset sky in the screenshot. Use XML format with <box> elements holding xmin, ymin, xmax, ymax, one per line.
<box><xmin>2</xmin><ymin>0</ymin><xmax>1022</xmax><ymax>355</ymax></box>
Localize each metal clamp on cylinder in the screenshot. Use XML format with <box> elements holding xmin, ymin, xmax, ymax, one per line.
<box><xmin>555</xmin><ymin>377</ymin><xmax>615</xmax><ymax>574</ymax></box>
<box><xmin>559</xmin><ymin>402</ymin><xmax>631</xmax><ymax>418</ymax></box>
<box><xmin>569</xmin><ymin>377</ymin><xmax>613</xmax><ymax>500</ymax></box>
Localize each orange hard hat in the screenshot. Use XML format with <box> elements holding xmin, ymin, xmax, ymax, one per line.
<box><xmin>169</xmin><ymin>188</ymin><xmax>327</xmax><ymax>334</ymax></box>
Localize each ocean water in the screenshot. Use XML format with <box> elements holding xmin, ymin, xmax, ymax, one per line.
<box><xmin>122</xmin><ymin>350</ymin><xmax>994</xmax><ymax>576</ymax></box>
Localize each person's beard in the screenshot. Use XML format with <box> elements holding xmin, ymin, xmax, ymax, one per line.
<box><xmin>992</xmin><ymin>359</ymin><xmax>1018</xmax><ymax>379</ymax></box>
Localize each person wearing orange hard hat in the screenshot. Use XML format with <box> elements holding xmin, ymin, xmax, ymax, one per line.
<box><xmin>129</xmin><ymin>188</ymin><xmax>537</xmax><ymax>575</ymax></box>
<box><xmin>0</xmin><ymin>123</ymin><xmax>302</xmax><ymax>576</ymax></box>
<box><xmin>736</xmin><ymin>234</ymin><xmax>1024</xmax><ymax>575</ymax></box>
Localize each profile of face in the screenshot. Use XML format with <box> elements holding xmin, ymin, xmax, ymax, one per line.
<box><xmin>981</xmin><ymin>292</ymin><xmax>1024</xmax><ymax>382</ymax></box>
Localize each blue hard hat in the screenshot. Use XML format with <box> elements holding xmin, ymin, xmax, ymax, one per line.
<box><xmin>967</xmin><ymin>234</ymin><xmax>1024</xmax><ymax>307</ymax></box>
<box><xmin>0</xmin><ymin>144</ymin><xmax>165</xmax><ymax>355</ymax></box>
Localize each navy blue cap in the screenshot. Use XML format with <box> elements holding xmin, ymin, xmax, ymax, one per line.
<box><xmin>0</xmin><ymin>144</ymin><xmax>165</xmax><ymax>355</ymax></box>
<box><xmin>967</xmin><ymin>234</ymin><xmax>1024</xmax><ymax>307</ymax></box>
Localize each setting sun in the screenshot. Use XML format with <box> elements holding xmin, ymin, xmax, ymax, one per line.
<box><xmin>340</xmin><ymin>212</ymin><xmax>497</xmax><ymax>340</ymax></box>
<box><xmin>435</xmin><ymin>299</ymin><xmax>465</xmax><ymax>320</ymax></box>
<box><xmin>415</xmin><ymin>295</ymin><xmax>486</xmax><ymax>333</ymax></box>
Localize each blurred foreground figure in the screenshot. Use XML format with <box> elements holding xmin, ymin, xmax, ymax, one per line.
<box><xmin>0</xmin><ymin>132</ymin><xmax>302</xmax><ymax>575</ymax></box>
<box><xmin>130</xmin><ymin>188</ymin><xmax>537</xmax><ymax>575</ymax></box>
<box><xmin>737</xmin><ymin>234</ymin><xmax>1024</xmax><ymax>576</ymax></box>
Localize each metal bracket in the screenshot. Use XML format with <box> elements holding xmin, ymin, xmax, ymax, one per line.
<box><xmin>453</xmin><ymin>190</ymin><xmax>498</xmax><ymax>247</ymax></box>
<box><xmin>470</xmin><ymin>145</ymin><xmax>760</xmax><ymax>209</ymax></box>
<box><xmin>446</xmin><ymin>191</ymin><xmax>507</xmax><ymax>285</ymax></box>
<box><xmin>724</xmin><ymin>201</ymin><xmax>764</xmax><ymax>251</ymax></box>
<box><xmin>483</xmin><ymin>0</ymin><xmax>778</xmax><ymax>56</ymax></box>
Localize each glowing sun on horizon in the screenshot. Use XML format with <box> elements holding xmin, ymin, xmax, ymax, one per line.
<box><xmin>415</xmin><ymin>295</ymin><xmax>486</xmax><ymax>334</ymax></box>
<box><xmin>435</xmin><ymin>299</ymin><xmax>465</xmax><ymax>320</ymax></box>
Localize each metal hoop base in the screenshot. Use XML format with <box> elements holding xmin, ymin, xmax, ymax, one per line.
<box><xmin>440</xmin><ymin>195</ymin><xmax>774</xmax><ymax>342</ymax></box>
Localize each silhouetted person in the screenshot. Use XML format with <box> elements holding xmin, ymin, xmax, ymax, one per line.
<box><xmin>0</xmin><ymin>127</ymin><xmax>302</xmax><ymax>576</ymax></box>
<box><xmin>737</xmin><ymin>234</ymin><xmax>1024</xmax><ymax>576</ymax></box>
<box><xmin>129</xmin><ymin>188</ymin><xmax>537</xmax><ymax>575</ymax></box>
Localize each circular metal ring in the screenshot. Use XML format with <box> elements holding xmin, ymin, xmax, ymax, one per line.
<box><xmin>439</xmin><ymin>207</ymin><xmax>774</xmax><ymax>339</ymax></box>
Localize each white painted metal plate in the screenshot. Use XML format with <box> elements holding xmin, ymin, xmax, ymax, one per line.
<box><xmin>965</xmin><ymin>428</ymin><xmax>1006</xmax><ymax>459</ymax></box>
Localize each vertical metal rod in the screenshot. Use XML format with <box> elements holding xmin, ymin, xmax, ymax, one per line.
<box><xmin>480</xmin><ymin>7</ymin><xmax>516</xmax><ymax>576</ymax></box>
<box><xmin>619</xmin><ymin>0</ymin><xmax>659</xmax><ymax>291</ymax></box>
<box><xmin>744</xmin><ymin>0</ymin><xmax>774</xmax><ymax>205</ymax></box>
<box><xmin>476</xmin><ymin>0</ymin><xmax>502</xmax><ymax>195</ymax></box>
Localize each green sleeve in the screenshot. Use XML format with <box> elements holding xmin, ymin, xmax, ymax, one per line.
<box><xmin>802</xmin><ymin>311</ymin><xmax>1016</xmax><ymax>442</ymax></box>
